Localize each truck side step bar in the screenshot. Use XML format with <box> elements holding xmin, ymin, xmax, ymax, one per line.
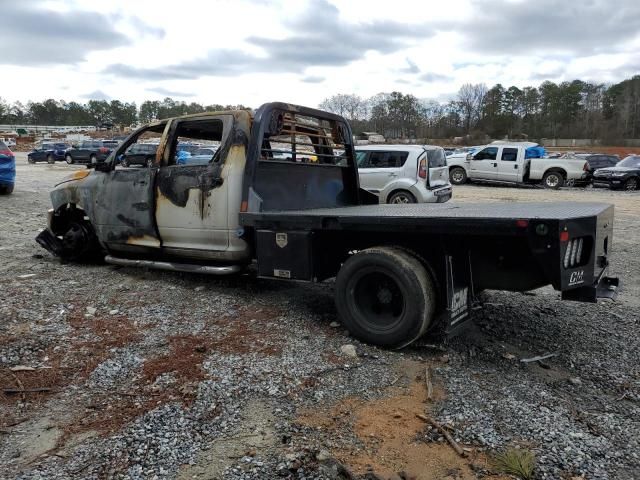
<box><xmin>104</xmin><ymin>255</ymin><xmax>243</xmax><ymax>276</ymax></box>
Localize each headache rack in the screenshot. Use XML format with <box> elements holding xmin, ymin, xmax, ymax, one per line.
<box><xmin>243</xmin><ymin>102</ymin><xmax>362</xmax><ymax>212</ymax></box>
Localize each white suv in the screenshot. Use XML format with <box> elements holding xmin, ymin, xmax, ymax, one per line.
<box><xmin>355</xmin><ymin>145</ymin><xmax>452</xmax><ymax>203</ymax></box>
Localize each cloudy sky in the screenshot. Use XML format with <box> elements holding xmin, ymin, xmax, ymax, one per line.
<box><xmin>2</xmin><ymin>0</ymin><xmax>639</xmax><ymax>107</ymax></box>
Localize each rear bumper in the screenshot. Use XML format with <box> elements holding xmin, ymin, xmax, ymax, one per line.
<box><xmin>413</xmin><ymin>184</ymin><xmax>452</xmax><ymax>203</ymax></box>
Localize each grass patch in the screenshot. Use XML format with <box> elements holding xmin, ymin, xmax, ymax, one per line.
<box><xmin>493</xmin><ymin>447</ymin><xmax>536</xmax><ymax>480</ymax></box>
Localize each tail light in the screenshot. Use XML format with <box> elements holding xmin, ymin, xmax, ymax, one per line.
<box><xmin>418</xmin><ymin>157</ymin><xmax>427</xmax><ymax>179</ymax></box>
<box><xmin>563</xmin><ymin>237</ymin><xmax>586</xmax><ymax>268</ymax></box>
<box><xmin>0</xmin><ymin>149</ymin><xmax>14</xmax><ymax>157</ymax></box>
<box><xmin>99</xmin><ymin>147</ymin><xmax>109</xmax><ymax>154</ymax></box>
<box><xmin>583</xmin><ymin>162</ymin><xmax>589</xmax><ymax>172</ymax></box>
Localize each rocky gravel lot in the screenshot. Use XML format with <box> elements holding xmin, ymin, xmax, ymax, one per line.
<box><xmin>1</xmin><ymin>157</ymin><xmax>638</xmax><ymax>480</ymax></box>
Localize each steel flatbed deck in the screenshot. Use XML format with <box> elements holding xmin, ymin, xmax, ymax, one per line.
<box><xmin>241</xmin><ymin>201</ymin><xmax>612</xmax><ymax>234</ymax></box>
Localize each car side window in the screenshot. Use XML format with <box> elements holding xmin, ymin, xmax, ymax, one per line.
<box><xmin>427</xmin><ymin>149</ymin><xmax>446</xmax><ymax>167</ymax></box>
<box><xmin>356</xmin><ymin>151</ymin><xmax>369</xmax><ymax>167</ymax></box>
<box><xmin>366</xmin><ymin>152</ymin><xmax>408</xmax><ymax>168</ymax></box>
<box><xmin>474</xmin><ymin>147</ymin><xmax>498</xmax><ymax>160</ymax></box>
<box><xmin>500</xmin><ymin>148</ymin><xmax>518</xmax><ymax>161</ymax></box>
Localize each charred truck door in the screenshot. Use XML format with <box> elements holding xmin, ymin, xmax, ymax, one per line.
<box><xmin>93</xmin><ymin>123</ymin><xmax>168</xmax><ymax>254</ymax></box>
<box><xmin>155</xmin><ymin>116</ymin><xmax>233</xmax><ymax>259</ymax></box>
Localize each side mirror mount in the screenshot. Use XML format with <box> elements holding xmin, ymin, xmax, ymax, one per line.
<box><xmin>94</xmin><ymin>161</ymin><xmax>112</xmax><ymax>172</ymax></box>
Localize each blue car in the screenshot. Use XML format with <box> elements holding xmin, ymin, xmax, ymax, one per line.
<box><xmin>28</xmin><ymin>142</ymin><xmax>70</xmax><ymax>164</ymax></box>
<box><xmin>0</xmin><ymin>141</ymin><xmax>16</xmax><ymax>194</ymax></box>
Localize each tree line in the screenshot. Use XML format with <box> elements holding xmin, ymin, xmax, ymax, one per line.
<box><xmin>1</xmin><ymin>75</ymin><xmax>639</xmax><ymax>143</ymax></box>
<box><xmin>320</xmin><ymin>75</ymin><xmax>640</xmax><ymax>143</ymax></box>
<box><xmin>0</xmin><ymin>97</ymin><xmax>249</xmax><ymax>128</ymax></box>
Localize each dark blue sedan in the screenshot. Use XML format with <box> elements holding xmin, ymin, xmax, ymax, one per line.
<box><xmin>0</xmin><ymin>141</ymin><xmax>16</xmax><ymax>194</ymax></box>
<box><xmin>28</xmin><ymin>142</ymin><xmax>70</xmax><ymax>164</ymax></box>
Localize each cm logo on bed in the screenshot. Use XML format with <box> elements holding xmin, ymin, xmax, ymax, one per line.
<box><xmin>569</xmin><ymin>270</ymin><xmax>585</xmax><ymax>286</ymax></box>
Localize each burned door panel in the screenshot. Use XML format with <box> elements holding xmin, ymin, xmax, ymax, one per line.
<box><xmin>92</xmin><ymin>168</ymin><xmax>160</xmax><ymax>251</ymax></box>
<box><xmin>154</xmin><ymin>115</ymin><xmax>233</xmax><ymax>256</ymax></box>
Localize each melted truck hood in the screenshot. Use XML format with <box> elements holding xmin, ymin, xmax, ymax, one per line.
<box><xmin>55</xmin><ymin>169</ymin><xmax>91</xmax><ymax>186</ymax></box>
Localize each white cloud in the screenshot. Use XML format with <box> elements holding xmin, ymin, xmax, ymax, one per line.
<box><xmin>0</xmin><ymin>0</ymin><xmax>638</xmax><ymax>107</ymax></box>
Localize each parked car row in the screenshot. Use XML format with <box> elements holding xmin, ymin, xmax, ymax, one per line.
<box><xmin>0</xmin><ymin>140</ymin><xmax>16</xmax><ymax>195</ymax></box>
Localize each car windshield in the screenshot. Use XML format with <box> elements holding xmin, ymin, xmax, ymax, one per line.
<box><xmin>618</xmin><ymin>156</ymin><xmax>640</xmax><ymax>168</ymax></box>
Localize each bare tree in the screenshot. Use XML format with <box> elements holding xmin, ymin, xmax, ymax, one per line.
<box><xmin>457</xmin><ymin>83</ymin><xmax>487</xmax><ymax>133</ymax></box>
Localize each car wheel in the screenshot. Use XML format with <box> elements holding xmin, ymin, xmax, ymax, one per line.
<box><xmin>542</xmin><ymin>171</ymin><xmax>564</xmax><ymax>189</ymax></box>
<box><xmin>28</xmin><ymin>156</ymin><xmax>35</xmax><ymax>164</ymax></box>
<box><xmin>388</xmin><ymin>191</ymin><xmax>417</xmax><ymax>204</ymax></box>
<box><xmin>623</xmin><ymin>177</ymin><xmax>638</xmax><ymax>191</ymax></box>
<box><xmin>0</xmin><ymin>184</ymin><xmax>14</xmax><ymax>195</ymax></box>
<box><xmin>120</xmin><ymin>158</ymin><xmax>129</xmax><ymax>167</ymax></box>
<box><xmin>449</xmin><ymin>167</ymin><xmax>467</xmax><ymax>185</ymax></box>
<box><xmin>90</xmin><ymin>154</ymin><xmax>97</xmax><ymax>165</ymax></box>
<box><xmin>146</xmin><ymin>157</ymin><xmax>154</xmax><ymax>168</ymax></box>
<box><xmin>47</xmin><ymin>154</ymin><xmax>54</xmax><ymax>164</ymax></box>
<box><xmin>66</xmin><ymin>154</ymin><xmax>74</xmax><ymax>164</ymax></box>
<box><xmin>335</xmin><ymin>247</ymin><xmax>436</xmax><ymax>349</ymax></box>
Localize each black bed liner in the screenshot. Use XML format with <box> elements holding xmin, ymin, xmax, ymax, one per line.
<box><xmin>241</xmin><ymin>201</ymin><xmax>611</xmax><ymax>234</ymax></box>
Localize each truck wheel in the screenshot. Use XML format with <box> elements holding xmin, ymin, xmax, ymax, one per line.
<box><xmin>335</xmin><ymin>247</ymin><xmax>436</xmax><ymax>349</ymax></box>
<box><xmin>0</xmin><ymin>184</ymin><xmax>14</xmax><ymax>195</ymax></box>
<box><xmin>450</xmin><ymin>167</ymin><xmax>467</xmax><ymax>185</ymax></box>
<box><xmin>66</xmin><ymin>154</ymin><xmax>74</xmax><ymax>164</ymax></box>
<box><xmin>624</xmin><ymin>177</ymin><xmax>638</xmax><ymax>190</ymax></box>
<box><xmin>388</xmin><ymin>191</ymin><xmax>416</xmax><ymax>204</ymax></box>
<box><xmin>542</xmin><ymin>171</ymin><xmax>564</xmax><ymax>189</ymax></box>
<box><xmin>47</xmin><ymin>154</ymin><xmax>54</xmax><ymax>164</ymax></box>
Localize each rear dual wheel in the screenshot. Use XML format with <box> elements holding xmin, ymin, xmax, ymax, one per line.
<box><xmin>335</xmin><ymin>247</ymin><xmax>436</xmax><ymax>349</ymax></box>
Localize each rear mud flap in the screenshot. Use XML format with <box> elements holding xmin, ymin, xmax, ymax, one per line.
<box><xmin>429</xmin><ymin>254</ymin><xmax>475</xmax><ymax>339</ymax></box>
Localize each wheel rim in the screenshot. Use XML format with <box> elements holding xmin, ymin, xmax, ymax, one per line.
<box><xmin>348</xmin><ymin>269</ymin><xmax>406</xmax><ymax>332</ymax></box>
<box><xmin>625</xmin><ymin>178</ymin><xmax>638</xmax><ymax>190</ymax></box>
<box><xmin>546</xmin><ymin>174</ymin><xmax>560</xmax><ymax>187</ymax></box>
<box><xmin>391</xmin><ymin>194</ymin><xmax>412</xmax><ymax>204</ymax></box>
<box><xmin>451</xmin><ymin>170</ymin><xmax>464</xmax><ymax>183</ymax></box>
<box><xmin>47</xmin><ymin>155</ymin><xmax>53</xmax><ymax>163</ymax></box>
<box><xmin>147</xmin><ymin>158</ymin><xmax>153</xmax><ymax>167</ymax></box>
<box><xmin>90</xmin><ymin>156</ymin><xmax>97</xmax><ymax>164</ymax></box>
<box><xmin>66</xmin><ymin>155</ymin><xmax>72</xmax><ymax>164</ymax></box>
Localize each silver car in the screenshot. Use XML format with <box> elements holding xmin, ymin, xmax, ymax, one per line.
<box><xmin>355</xmin><ymin>145</ymin><xmax>452</xmax><ymax>203</ymax></box>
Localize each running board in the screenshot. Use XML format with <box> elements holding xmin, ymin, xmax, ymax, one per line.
<box><xmin>104</xmin><ymin>255</ymin><xmax>243</xmax><ymax>275</ymax></box>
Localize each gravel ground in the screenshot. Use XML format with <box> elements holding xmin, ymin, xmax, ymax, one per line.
<box><xmin>1</xmin><ymin>156</ymin><xmax>638</xmax><ymax>480</ymax></box>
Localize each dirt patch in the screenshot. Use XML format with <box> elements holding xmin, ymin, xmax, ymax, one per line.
<box><xmin>298</xmin><ymin>361</ymin><xmax>507</xmax><ymax>480</ymax></box>
<box><xmin>177</xmin><ymin>399</ymin><xmax>278</xmax><ymax>480</ymax></box>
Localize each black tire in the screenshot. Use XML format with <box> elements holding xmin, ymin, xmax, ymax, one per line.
<box><xmin>65</xmin><ymin>154</ymin><xmax>74</xmax><ymax>164</ymax></box>
<box><xmin>542</xmin><ymin>171</ymin><xmax>564</xmax><ymax>189</ymax></box>
<box><xmin>120</xmin><ymin>157</ymin><xmax>129</xmax><ymax>167</ymax></box>
<box><xmin>47</xmin><ymin>154</ymin><xmax>54</xmax><ymax>164</ymax></box>
<box><xmin>0</xmin><ymin>184</ymin><xmax>14</xmax><ymax>195</ymax></box>
<box><xmin>388</xmin><ymin>190</ymin><xmax>416</xmax><ymax>204</ymax></box>
<box><xmin>335</xmin><ymin>247</ymin><xmax>436</xmax><ymax>349</ymax></box>
<box><xmin>450</xmin><ymin>167</ymin><xmax>467</xmax><ymax>185</ymax></box>
<box><xmin>624</xmin><ymin>177</ymin><xmax>638</xmax><ymax>191</ymax></box>
<box><xmin>28</xmin><ymin>156</ymin><xmax>35</xmax><ymax>164</ymax></box>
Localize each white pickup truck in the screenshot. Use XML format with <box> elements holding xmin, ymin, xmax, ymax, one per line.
<box><xmin>447</xmin><ymin>142</ymin><xmax>589</xmax><ymax>189</ymax></box>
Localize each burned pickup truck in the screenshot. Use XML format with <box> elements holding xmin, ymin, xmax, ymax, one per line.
<box><xmin>37</xmin><ymin>103</ymin><xmax>619</xmax><ymax>348</ymax></box>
